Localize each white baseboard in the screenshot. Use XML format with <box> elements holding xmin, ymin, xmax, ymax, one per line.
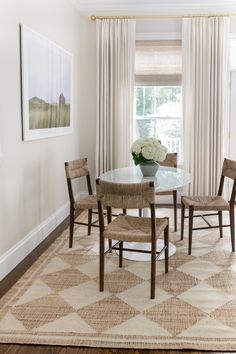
<box><xmin>0</xmin><ymin>193</ymin><xmax>81</xmax><ymax>282</ymax></box>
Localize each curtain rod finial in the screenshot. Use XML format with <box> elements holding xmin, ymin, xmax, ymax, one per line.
<box><xmin>91</xmin><ymin>15</ymin><xmax>96</xmax><ymax>21</ymax></box>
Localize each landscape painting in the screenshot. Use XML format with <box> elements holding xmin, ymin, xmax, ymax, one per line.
<box><xmin>20</xmin><ymin>25</ymin><xmax>73</xmax><ymax>141</ymax></box>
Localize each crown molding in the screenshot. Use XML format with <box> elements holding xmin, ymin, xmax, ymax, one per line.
<box><xmin>73</xmin><ymin>0</ymin><xmax>236</xmax><ymax>16</ymax></box>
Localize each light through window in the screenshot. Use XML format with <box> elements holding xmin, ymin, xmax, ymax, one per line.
<box><xmin>134</xmin><ymin>85</ymin><xmax>182</xmax><ymax>164</ymax></box>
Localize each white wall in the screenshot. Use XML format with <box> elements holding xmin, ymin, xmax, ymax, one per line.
<box><xmin>0</xmin><ymin>0</ymin><xmax>96</xmax><ymax>279</ymax></box>
<box><xmin>136</xmin><ymin>18</ymin><xmax>181</xmax><ymax>35</ymax></box>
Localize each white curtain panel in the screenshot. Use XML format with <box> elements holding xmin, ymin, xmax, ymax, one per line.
<box><xmin>182</xmin><ymin>17</ymin><xmax>230</xmax><ymax>195</ymax></box>
<box><xmin>96</xmin><ymin>19</ymin><xmax>136</xmax><ymax>176</ymax></box>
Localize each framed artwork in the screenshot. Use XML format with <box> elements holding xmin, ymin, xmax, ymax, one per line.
<box><xmin>20</xmin><ymin>25</ymin><xmax>73</xmax><ymax>141</ymax></box>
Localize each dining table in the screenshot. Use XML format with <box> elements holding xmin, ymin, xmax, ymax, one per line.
<box><xmin>99</xmin><ymin>165</ymin><xmax>191</xmax><ymax>261</ymax></box>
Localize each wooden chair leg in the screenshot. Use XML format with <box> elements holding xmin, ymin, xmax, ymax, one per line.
<box><xmin>69</xmin><ymin>207</ymin><xmax>74</xmax><ymax>248</ymax></box>
<box><xmin>139</xmin><ymin>208</ymin><xmax>142</xmax><ymax>217</ymax></box>
<box><xmin>218</xmin><ymin>211</ymin><xmax>223</xmax><ymax>238</ymax></box>
<box><xmin>88</xmin><ymin>209</ymin><xmax>92</xmax><ymax>235</ymax></box>
<box><xmin>188</xmin><ymin>206</ymin><xmax>194</xmax><ymax>255</ymax></box>
<box><xmin>107</xmin><ymin>207</ymin><xmax>113</xmax><ymax>253</ymax></box>
<box><xmin>230</xmin><ymin>208</ymin><xmax>235</xmax><ymax>252</ymax></box>
<box><xmin>164</xmin><ymin>221</ymin><xmax>169</xmax><ymax>273</ymax></box>
<box><xmin>181</xmin><ymin>198</ymin><xmax>185</xmax><ymax>240</ymax></box>
<box><xmin>150</xmin><ymin>238</ymin><xmax>156</xmax><ymax>299</ymax></box>
<box><xmin>119</xmin><ymin>241</ymin><xmax>123</xmax><ymax>267</ymax></box>
<box><xmin>99</xmin><ymin>232</ymin><xmax>105</xmax><ymax>291</ymax></box>
<box><xmin>123</xmin><ymin>209</ymin><xmax>127</xmax><ymax>215</ymax></box>
<box><xmin>173</xmin><ymin>190</ymin><xmax>177</xmax><ymax>232</ymax></box>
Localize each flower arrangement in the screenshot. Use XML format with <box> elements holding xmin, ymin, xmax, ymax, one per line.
<box><xmin>131</xmin><ymin>137</ymin><xmax>167</xmax><ymax>165</ymax></box>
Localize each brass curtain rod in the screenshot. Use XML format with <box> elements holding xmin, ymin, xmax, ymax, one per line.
<box><xmin>91</xmin><ymin>14</ymin><xmax>234</xmax><ymax>21</ymax></box>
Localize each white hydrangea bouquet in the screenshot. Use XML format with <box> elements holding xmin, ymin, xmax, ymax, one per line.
<box><xmin>131</xmin><ymin>137</ymin><xmax>167</xmax><ymax>166</ymax></box>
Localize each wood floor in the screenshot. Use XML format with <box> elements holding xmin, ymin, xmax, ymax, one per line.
<box><xmin>0</xmin><ymin>346</ymin><xmax>232</xmax><ymax>354</ymax></box>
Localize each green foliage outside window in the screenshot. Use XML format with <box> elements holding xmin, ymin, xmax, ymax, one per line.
<box><xmin>135</xmin><ymin>86</ymin><xmax>181</xmax><ymax>117</ymax></box>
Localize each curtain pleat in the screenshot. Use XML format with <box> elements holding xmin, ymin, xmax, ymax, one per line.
<box><xmin>182</xmin><ymin>17</ymin><xmax>230</xmax><ymax>195</ymax></box>
<box><xmin>96</xmin><ymin>19</ymin><xmax>136</xmax><ymax>176</ymax></box>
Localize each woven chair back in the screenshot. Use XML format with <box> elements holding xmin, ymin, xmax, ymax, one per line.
<box><xmin>96</xmin><ymin>180</ymin><xmax>155</xmax><ymax>209</ymax></box>
<box><xmin>65</xmin><ymin>159</ymin><xmax>89</xmax><ymax>179</ymax></box>
<box><xmin>160</xmin><ymin>153</ymin><xmax>177</xmax><ymax>168</ymax></box>
<box><xmin>222</xmin><ymin>158</ymin><xmax>236</xmax><ymax>180</ymax></box>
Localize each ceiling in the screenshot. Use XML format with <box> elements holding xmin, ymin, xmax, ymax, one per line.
<box><xmin>72</xmin><ymin>0</ymin><xmax>236</xmax><ymax>16</ymax></box>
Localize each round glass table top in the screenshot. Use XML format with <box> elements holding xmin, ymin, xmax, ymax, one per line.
<box><xmin>99</xmin><ymin>166</ymin><xmax>191</xmax><ymax>192</ymax></box>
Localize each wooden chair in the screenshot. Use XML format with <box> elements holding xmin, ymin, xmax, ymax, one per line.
<box><xmin>96</xmin><ymin>179</ymin><xmax>169</xmax><ymax>299</ymax></box>
<box><xmin>139</xmin><ymin>153</ymin><xmax>178</xmax><ymax>232</ymax></box>
<box><xmin>65</xmin><ymin>158</ymin><xmax>98</xmax><ymax>248</ymax></box>
<box><xmin>181</xmin><ymin>158</ymin><xmax>236</xmax><ymax>255</ymax></box>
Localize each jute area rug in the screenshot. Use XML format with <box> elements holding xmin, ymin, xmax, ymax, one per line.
<box><xmin>1</xmin><ymin>209</ymin><xmax>236</xmax><ymax>350</ymax></box>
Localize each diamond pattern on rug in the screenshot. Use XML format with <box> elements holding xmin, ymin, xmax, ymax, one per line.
<box><xmin>125</xmin><ymin>259</ymin><xmax>168</xmax><ymax>280</ymax></box>
<box><xmin>206</xmin><ymin>269</ymin><xmax>236</xmax><ymax>293</ymax></box>
<box><xmin>1</xmin><ymin>208</ymin><xmax>236</xmax><ymax>350</ymax></box>
<box><xmin>211</xmin><ymin>298</ymin><xmax>236</xmax><ymax>330</ymax></box>
<box><xmin>144</xmin><ymin>298</ymin><xmax>205</xmax><ymax>336</ymax></box>
<box><xmin>104</xmin><ymin>313</ymin><xmax>171</xmax><ymax>336</ymax></box>
<box><xmin>156</xmin><ymin>270</ymin><xmax>200</xmax><ymax>296</ymax></box>
<box><xmin>117</xmin><ymin>281</ymin><xmax>173</xmax><ymax>312</ymax></box>
<box><xmin>11</xmin><ymin>294</ymin><xmax>74</xmax><ymax>330</ymax></box>
<box><xmin>77</xmin><ymin>259</ymin><xmax>117</xmax><ymax>279</ymax></box>
<box><xmin>40</xmin><ymin>267</ymin><xmax>90</xmax><ymax>292</ymax></box>
<box><xmin>0</xmin><ymin>312</ymin><xmax>26</xmax><ymax>331</ymax></box>
<box><xmin>109</xmin><ymin>253</ymin><xmax>134</xmax><ymax>267</ymax></box>
<box><xmin>14</xmin><ymin>279</ymin><xmax>53</xmax><ymax>306</ymax></box>
<box><xmin>168</xmin><ymin>251</ymin><xmax>195</xmax><ymax>269</ymax></box>
<box><xmin>40</xmin><ymin>256</ymin><xmax>71</xmax><ymax>276</ymax></box>
<box><xmin>60</xmin><ymin>280</ymin><xmax>110</xmax><ymax>310</ymax></box>
<box><xmin>178</xmin><ymin>241</ymin><xmax>213</xmax><ymax>257</ymax></box>
<box><xmin>198</xmin><ymin>232</ymin><xmax>225</xmax><ymax>245</ymax></box>
<box><xmin>178</xmin><ymin>281</ymin><xmax>234</xmax><ymax>314</ymax></box>
<box><xmin>178</xmin><ymin>316</ymin><xmax>236</xmax><ymax>338</ymax></box>
<box><xmin>58</xmin><ymin>253</ymin><xmax>98</xmax><ymax>266</ymax></box>
<box><xmin>35</xmin><ymin>312</ymin><xmax>96</xmax><ymax>333</ymax></box>
<box><xmin>177</xmin><ymin>259</ymin><xmax>223</xmax><ymax>280</ymax></box>
<box><xmin>101</xmin><ymin>268</ymin><xmax>143</xmax><ymax>293</ymax></box>
<box><xmin>200</xmin><ymin>249</ymin><xmax>236</xmax><ymax>268</ymax></box>
<box><xmin>78</xmin><ymin>294</ymin><xmax>139</xmax><ymax>332</ymax></box>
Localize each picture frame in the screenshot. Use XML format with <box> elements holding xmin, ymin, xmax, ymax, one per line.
<box><xmin>20</xmin><ymin>25</ymin><xmax>73</xmax><ymax>141</ymax></box>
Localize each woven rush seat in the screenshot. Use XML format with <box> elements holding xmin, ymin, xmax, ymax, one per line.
<box><xmin>75</xmin><ymin>195</ymin><xmax>97</xmax><ymax>209</ymax></box>
<box><xmin>182</xmin><ymin>195</ymin><xmax>230</xmax><ymax>211</ymax></box>
<box><xmin>104</xmin><ymin>214</ymin><xmax>168</xmax><ymax>242</ymax></box>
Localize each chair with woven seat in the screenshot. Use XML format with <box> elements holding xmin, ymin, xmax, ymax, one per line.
<box><xmin>181</xmin><ymin>158</ymin><xmax>236</xmax><ymax>255</ymax></box>
<box><xmin>65</xmin><ymin>158</ymin><xmax>98</xmax><ymax>248</ymax></box>
<box><xmin>139</xmin><ymin>153</ymin><xmax>178</xmax><ymax>231</ymax></box>
<box><xmin>96</xmin><ymin>179</ymin><xmax>169</xmax><ymax>299</ymax></box>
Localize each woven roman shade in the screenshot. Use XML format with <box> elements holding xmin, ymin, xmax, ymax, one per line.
<box><xmin>135</xmin><ymin>40</ymin><xmax>182</xmax><ymax>85</ymax></box>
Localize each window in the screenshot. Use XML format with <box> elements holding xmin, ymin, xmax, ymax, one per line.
<box><xmin>134</xmin><ymin>85</ymin><xmax>182</xmax><ymax>161</ymax></box>
<box><xmin>134</xmin><ymin>41</ymin><xmax>182</xmax><ymax>163</ymax></box>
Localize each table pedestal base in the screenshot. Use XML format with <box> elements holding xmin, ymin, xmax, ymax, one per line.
<box><xmin>116</xmin><ymin>240</ymin><xmax>176</xmax><ymax>262</ymax></box>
